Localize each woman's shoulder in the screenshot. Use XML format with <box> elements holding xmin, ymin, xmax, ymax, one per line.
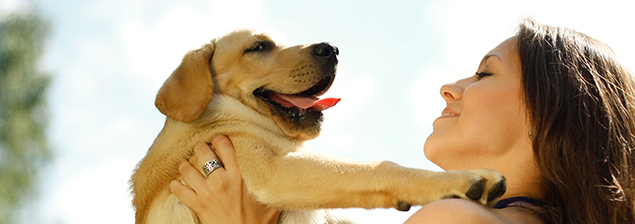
<box><xmin>404</xmin><ymin>198</ymin><xmax>544</xmax><ymax>224</ymax></box>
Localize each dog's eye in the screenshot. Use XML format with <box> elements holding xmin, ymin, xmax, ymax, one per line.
<box><xmin>246</xmin><ymin>42</ymin><xmax>270</xmax><ymax>53</ymax></box>
<box><xmin>252</xmin><ymin>44</ymin><xmax>264</xmax><ymax>51</ymax></box>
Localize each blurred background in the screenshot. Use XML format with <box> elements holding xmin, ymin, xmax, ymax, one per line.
<box><xmin>0</xmin><ymin>0</ymin><xmax>633</xmax><ymax>223</ymax></box>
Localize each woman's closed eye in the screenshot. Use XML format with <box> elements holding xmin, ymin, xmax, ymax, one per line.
<box><xmin>475</xmin><ymin>71</ymin><xmax>493</xmax><ymax>80</ymax></box>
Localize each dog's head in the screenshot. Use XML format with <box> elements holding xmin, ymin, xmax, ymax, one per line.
<box><xmin>155</xmin><ymin>28</ymin><xmax>339</xmax><ymax>140</ymax></box>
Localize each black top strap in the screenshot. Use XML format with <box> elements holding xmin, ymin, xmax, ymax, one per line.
<box><xmin>493</xmin><ymin>196</ymin><xmax>542</xmax><ymax>209</ymax></box>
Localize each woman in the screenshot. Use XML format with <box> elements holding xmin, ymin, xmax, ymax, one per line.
<box><xmin>170</xmin><ymin>19</ymin><xmax>635</xmax><ymax>223</ymax></box>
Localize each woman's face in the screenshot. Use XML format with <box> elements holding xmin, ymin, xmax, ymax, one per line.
<box><xmin>424</xmin><ymin>37</ymin><xmax>530</xmax><ymax>170</ymax></box>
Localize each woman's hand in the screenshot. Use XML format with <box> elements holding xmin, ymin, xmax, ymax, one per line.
<box><xmin>169</xmin><ymin>135</ymin><xmax>281</xmax><ymax>224</ymax></box>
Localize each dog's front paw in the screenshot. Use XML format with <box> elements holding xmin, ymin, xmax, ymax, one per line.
<box><xmin>446</xmin><ymin>169</ymin><xmax>506</xmax><ymax>206</ymax></box>
<box><xmin>393</xmin><ymin>169</ymin><xmax>506</xmax><ymax>211</ymax></box>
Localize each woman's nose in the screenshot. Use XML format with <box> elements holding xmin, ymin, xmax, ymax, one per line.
<box><xmin>440</xmin><ymin>82</ymin><xmax>463</xmax><ymax>102</ymax></box>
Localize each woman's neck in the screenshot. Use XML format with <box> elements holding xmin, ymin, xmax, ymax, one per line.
<box><xmin>497</xmin><ymin>156</ymin><xmax>543</xmax><ymax>200</ymax></box>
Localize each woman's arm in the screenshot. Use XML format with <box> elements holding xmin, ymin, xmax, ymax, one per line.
<box><xmin>405</xmin><ymin>198</ymin><xmax>542</xmax><ymax>224</ymax></box>
<box><xmin>405</xmin><ymin>199</ymin><xmax>504</xmax><ymax>224</ymax></box>
<box><xmin>169</xmin><ymin>135</ymin><xmax>281</xmax><ymax>224</ymax></box>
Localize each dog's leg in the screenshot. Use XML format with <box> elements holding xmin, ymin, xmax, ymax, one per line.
<box><xmin>242</xmin><ymin>152</ymin><xmax>506</xmax><ymax>211</ymax></box>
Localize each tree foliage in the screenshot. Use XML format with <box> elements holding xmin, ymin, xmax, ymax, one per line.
<box><xmin>0</xmin><ymin>8</ymin><xmax>52</xmax><ymax>224</ymax></box>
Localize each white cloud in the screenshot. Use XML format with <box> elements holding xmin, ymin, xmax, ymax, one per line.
<box><xmin>322</xmin><ymin>65</ymin><xmax>377</xmax><ymax>124</ymax></box>
<box><xmin>210</xmin><ymin>0</ymin><xmax>267</xmax><ymax>30</ymax></box>
<box><xmin>0</xmin><ymin>0</ymin><xmax>24</xmax><ymax>17</ymax></box>
<box><xmin>410</xmin><ymin>66</ymin><xmax>456</xmax><ymax>126</ymax></box>
<box><xmin>55</xmin><ymin>159</ymin><xmax>137</xmax><ymax>224</ymax></box>
<box><xmin>432</xmin><ymin>1</ymin><xmax>519</xmax><ymax>65</ymax></box>
<box><xmin>61</xmin><ymin>37</ymin><xmax>117</xmax><ymax>96</ymax></box>
<box><xmin>121</xmin><ymin>7</ymin><xmax>219</xmax><ymax>88</ymax></box>
<box><xmin>310</xmin><ymin>64</ymin><xmax>377</xmax><ymax>155</ymax></box>
<box><xmin>513</xmin><ymin>0</ymin><xmax>634</xmax><ymax>71</ymax></box>
<box><xmin>121</xmin><ymin>0</ymin><xmax>269</xmax><ymax>88</ymax></box>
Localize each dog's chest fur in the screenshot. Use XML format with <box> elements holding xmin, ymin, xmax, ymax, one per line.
<box><xmin>135</xmin><ymin>94</ymin><xmax>320</xmax><ymax>223</ymax></box>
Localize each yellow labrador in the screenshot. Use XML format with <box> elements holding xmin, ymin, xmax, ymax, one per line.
<box><xmin>130</xmin><ymin>28</ymin><xmax>506</xmax><ymax>224</ymax></box>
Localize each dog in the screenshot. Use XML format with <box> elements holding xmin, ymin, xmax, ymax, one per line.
<box><xmin>130</xmin><ymin>27</ymin><xmax>507</xmax><ymax>224</ymax></box>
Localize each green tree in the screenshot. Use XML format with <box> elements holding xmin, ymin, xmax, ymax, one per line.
<box><xmin>0</xmin><ymin>8</ymin><xmax>52</xmax><ymax>224</ymax></box>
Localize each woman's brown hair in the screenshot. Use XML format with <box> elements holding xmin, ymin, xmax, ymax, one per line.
<box><xmin>518</xmin><ymin>18</ymin><xmax>635</xmax><ymax>223</ymax></box>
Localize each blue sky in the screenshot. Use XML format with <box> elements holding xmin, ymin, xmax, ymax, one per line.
<box><xmin>1</xmin><ymin>0</ymin><xmax>634</xmax><ymax>223</ymax></box>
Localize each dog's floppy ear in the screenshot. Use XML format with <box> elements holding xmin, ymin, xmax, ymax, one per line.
<box><xmin>155</xmin><ymin>42</ymin><xmax>215</xmax><ymax>123</ymax></box>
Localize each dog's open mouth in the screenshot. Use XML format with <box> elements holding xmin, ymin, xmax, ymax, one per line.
<box><xmin>254</xmin><ymin>75</ymin><xmax>340</xmax><ymax>121</ymax></box>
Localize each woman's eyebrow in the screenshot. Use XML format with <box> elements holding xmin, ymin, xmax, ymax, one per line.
<box><xmin>478</xmin><ymin>54</ymin><xmax>502</xmax><ymax>67</ymax></box>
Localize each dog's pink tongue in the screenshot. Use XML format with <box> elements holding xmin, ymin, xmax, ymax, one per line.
<box><xmin>268</xmin><ymin>93</ymin><xmax>341</xmax><ymax>111</ymax></box>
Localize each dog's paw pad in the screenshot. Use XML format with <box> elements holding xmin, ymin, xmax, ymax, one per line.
<box><xmin>465</xmin><ymin>178</ymin><xmax>487</xmax><ymax>201</ymax></box>
<box><xmin>396</xmin><ymin>201</ymin><xmax>411</xmax><ymax>211</ymax></box>
<box><xmin>487</xmin><ymin>177</ymin><xmax>507</xmax><ymax>202</ymax></box>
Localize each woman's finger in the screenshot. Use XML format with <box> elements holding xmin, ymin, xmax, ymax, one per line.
<box><xmin>178</xmin><ymin>160</ymin><xmax>210</xmax><ymax>193</ymax></box>
<box><xmin>169</xmin><ymin>179</ymin><xmax>200</xmax><ymax>209</ymax></box>
<box><xmin>195</xmin><ymin>143</ymin><xmax>220</xmax><ymax>168</ymax></box>
<box><xmin>210</xmin><ymin>135</ymin><xmax>240</xmax><ymax>172</ymax></box>
<box><xmin>194</xmin><ymin>143</ymin><xmax>225</xmax><ymax>178</ymax></box>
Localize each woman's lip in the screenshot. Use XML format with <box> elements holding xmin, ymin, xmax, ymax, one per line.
<box><xmin>441</xmin><ymin>108</ymin><xmax>460</xmax><ymax>117</ymax></box>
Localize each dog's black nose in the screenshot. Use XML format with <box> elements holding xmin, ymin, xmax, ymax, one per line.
<box><xmin>312</xmin><ymin>42</ymin><xmax>339</xmax><ymax>60</ymax></box>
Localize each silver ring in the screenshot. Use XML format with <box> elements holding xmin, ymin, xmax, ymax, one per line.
<box><xmin>202</xmin><ymin>159</ymin><xmax>224</xmax><ymax>177</ymax></box>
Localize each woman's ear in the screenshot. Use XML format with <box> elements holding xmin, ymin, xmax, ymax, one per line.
<box><xmin>155</xmin><ymin>42</ymin><xmax>215</xmax><ymax>123</ymax></box>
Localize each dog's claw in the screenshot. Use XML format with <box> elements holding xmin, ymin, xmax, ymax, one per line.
<box><xmin>396</xmin><ymin>201</ymin><xmax>411</xmax><ymax>211</ymax></box>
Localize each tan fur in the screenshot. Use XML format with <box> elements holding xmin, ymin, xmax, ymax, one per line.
<box><xmin>130</xmin><ymin>28</ymin><xmax>506</xmax><ymax>224</ymax></box>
